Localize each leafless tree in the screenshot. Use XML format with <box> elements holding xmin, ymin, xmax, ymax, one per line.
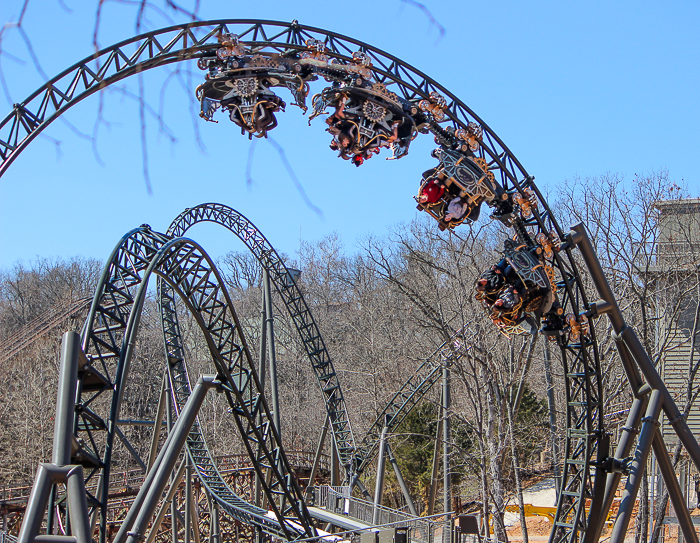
<box><xmin>559</xmin><ymin>172</ymin><xmax>700</xmax><ymax>542</ymax></box>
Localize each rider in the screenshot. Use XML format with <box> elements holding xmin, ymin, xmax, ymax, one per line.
<box><xmin>418</xmin><ymin>178</ymin><xmax>446</xmax><ymax>205</ymax></box>
<box><xmin>445</xmin><ymin>196</ymin><xmax>470</xmax><ymax>223</ymax></box>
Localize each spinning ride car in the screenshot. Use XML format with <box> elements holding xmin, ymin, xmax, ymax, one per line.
<box><xmin>476</xmin><ymin>239</ymin><xmax>559</xmax><ymax>337</ymax></box>
<box><xmin>308</xmin><ymin>76</ymin><xmax>417</xmax><ymax>166</ymax></box>
<box><xmin>415</xmin><ymin>147</ymin><xmax>508</xmax><ymax>230</ymax></box>
<box><xmin>196</xmin><ymin>34</ymin><xmax>310</xmax><ymax>137</ymax></box>
<box><xmin>194</xmin><ymin>33</ymin><xmax>582</xmax><ymax>341</ymax></box>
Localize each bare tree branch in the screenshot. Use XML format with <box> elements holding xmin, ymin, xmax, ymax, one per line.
<box><xmin>267</xmin><ymin>136</ymin><xmax>323</xmax><ymax>217</ymax></box>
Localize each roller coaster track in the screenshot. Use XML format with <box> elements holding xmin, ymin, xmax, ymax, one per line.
<box><xmin>167</xmin><ymin>204</ymin><xmax>357</xmax><ymax>474</ymax></box>
<box><xmin>78</xmin><ymin>226</ymin><xmax>315</xmax><ymax>543</ymax></box>
<box><xmin>0</xmin><ymin>297</ymin><xmax>91</xmax><ymax>363</ymax></box>
<box><xmin>1</xmin><ymin>20</ymin><xmax>605</xmax><ymax>543</ymax></box>
<box><xmin>159</xmin><ymin>281</ymin><xmax>302</xmax><ymax>540</ymax></box>
<box><xmin>354</xmin><ymin>329</ymin><xmax>472</xmax><ymax>476</ymax></box>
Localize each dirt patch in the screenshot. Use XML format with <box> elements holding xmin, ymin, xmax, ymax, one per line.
<box><xmin>507</xmin><ymin>517</ymin><xmax>552</xmax><ymax>537</ymax></box>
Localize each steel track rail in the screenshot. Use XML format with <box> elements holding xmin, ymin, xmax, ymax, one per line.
<box><xmin>159</xmin><ymin>282</ymin><xmax>299</xmax><ymax>539</ymax></box>
<box><xmin>77</xmin><ymin>227</ymin><xmax>315</xmax><ymax>543</ymax></box>
<box><xmin>354</xmin><ymin>329</ymin><xmax>471</xmax><ymax>476</ymax></box>
<box><xmin>4</xmin><ymin>20</ymin><xmax>604</xmax><ymax>542</ymax></box>
<box><xmin>167</xmin><ymin>203</ymin><xmax>357</xmax><ymax>473</ymax></box>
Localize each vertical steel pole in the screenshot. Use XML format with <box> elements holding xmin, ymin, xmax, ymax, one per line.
<box><xmin>650</xmin><ymin>454</ymin><xmax>656</xmax><ymax>532</ymax></box>
<box><xmin>331</xmin><ymin>438</ymin><xmax>340</xmax><ymax>488</ymax></box>
<box><xmin>185</xmin><ymin>461</ymin><xmax>192</xmax><ymax>543</ymax></box>
<box><xmin>166</xmin><ymin>377</ymin><xmax>178</xmax><ymax>543</ymax></box>
<box><xmin>258</xmin><ymin>274</ymin><xmax>268</xmax><ymax>385</ymax></box>
<box><xmin>611</xmin><ymin>390</ymin><xmax>663</xmax><ymax>543</ymax></box>
<box><xmin>188</xmin><ymin>481</ymin><xmax>201</xmax><ymax>543</ymax></box>
<box><xmin>148</xmin><ymin>374</ymin><xmax>168</xmax><ymax>471</ymax></box>
<box><xmin>64</xmin><ymin>465</ymin><xmax>93</xmax><ymax>543</ymax></box>
<box><xmin>428</xmin><ymin>393</ymin><xmax>444</xmax><ymax>517</ymax></box>
<box><xmin>207</xmin><ymin>491</ymin><xmax>216</xmax><ymax>543</ymax></box>
<box><xmin>53</xmin><ymin>332</ymin><xmax>81</xmax><ymax>466</ymax></box>
<box><xmin>372</xmin><ymin>426</ymin><xmax>389</xmax><ymax>525</ymax></box>
<box><xmin>21</xmin><ymin>332</ymin><xmax>93</xmax><ymax>543</ymax></box>
<box><xmin>255</xmin><ymin>282</ymin><xmax>267</xmax><ymax>510</ymax></box>
<box><xmin>50</xmin><ymin>332</ymin><xmax>82</xmax><ymax>536</ymax></box>
<box><xmin>543</xmin><ymin>341</ymin><xmax>560</xmax><ymax>497</ymax></box>
<box><xmin>210</xmin><ymin>498</ymin><xmax>220</xmax><ymax>543</ymax></box>
<box><xmin>680</xmin><ymin>462</ymin><xmax>687</xmax><ymax>543</ymax></box>
<box><xmin>443</xmin><ymin>365</ymin><xmax>452</xmax><ymax>543</ymax></box>
<box><xmin>263</xmin><ymin>268</ymin><xmax>281</xmax><ymax>435</ymax></box>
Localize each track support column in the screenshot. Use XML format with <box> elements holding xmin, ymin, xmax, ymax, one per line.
<box><xmin>386</xmin><ymin>443</ymin><xmax>418</xmax><ymax>516</ymax></box>
<box><xmin>611</xmin><ymin>390</ymin><xmax>663</xmax><ymax>543</ymax></box>
<box><xmin>428</xmin><ymin>394</ymin><xmax>443</xmax><ymax>517</ymax></box>
<box><xmin>443</xmin><ymin>364</ymin><xmax>452</xmax><ymax>543</ymax></box>
<box><xmin>19</xmin><ymin>332</ymin><xmax>91</xmax><ymax>543</ymax></box>
<box><xmin>263</xmin><ymin>268</ymin><xmax>281</xmax><ymax>435</ymax></box>
<box><xmin>570</xmin><ymin>223</ymin><xmax>700</xmax><ymax>543</ymax></box>
<box><xmin>372</xmin><ymin>425</ymin><xmax>389</xmax><ymax>525</ymax></box>
<box><xmin>116</xmin><ymin>376</ymin><xmax>221</xmax><ymax>543</ymax></box>
<box><xmin>306</xmin><ymin>418</ymin><xmax>329</xmax><ymax>501</ymax></box>
<box><xmin>148</xmin><ymin>373</ymin><xmax>168</xmax><ymax>471</ymax></box>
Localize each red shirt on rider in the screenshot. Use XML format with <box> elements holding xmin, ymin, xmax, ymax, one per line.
<box><xmin>419</xmin><ymin>180</ymin><xmax>445</xmax><ymax>204</ymax></box>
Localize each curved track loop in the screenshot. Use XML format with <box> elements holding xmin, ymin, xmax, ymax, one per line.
<box><xmin>3</xmin><ymin>20</ymin><xmax>604</xmax><ymax>542</ymax></box>
<box><xmin>166</xmin><ymin>203</ymin><xmax>357</xmax><ymax>473</ymax></box>
<box><xmin>78</xmin><ymin>227</ymin><xmax>314</xmax><ymax>543</ymax></box>
<box><xmin>158</xmin><ymin>282</ymin><xmax>306</xmax><ymax>540</ymax></box>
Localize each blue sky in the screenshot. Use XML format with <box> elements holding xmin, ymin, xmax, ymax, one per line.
<box><xmin>0</xmin><ymin>0</ymin><xmax>699</xmax><ymax>269</ymax></box>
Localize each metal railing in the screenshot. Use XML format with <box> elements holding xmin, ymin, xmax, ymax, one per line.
<box><xmin>312</xmin><ymin>486</ymin><xmax>450</xmax><ymax>543</ymax></box>
<box><xmin>0</xmin><ymin>531</ymin><xmax>18</xmax><ymax>543</ymax></box>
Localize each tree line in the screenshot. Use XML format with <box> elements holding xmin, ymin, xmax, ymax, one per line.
<box><xmin>1</xmin><ymin>172</ymin><xmax>698</xmax><ymax>543</ymax></box>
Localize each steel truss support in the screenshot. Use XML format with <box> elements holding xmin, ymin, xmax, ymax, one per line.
<box><xmin>570</xmin><ymin>223</ymin><xmax>700</xmax><ymax>543</ymax></box>
<box><xmin>71</xmin><ymin>227</ymin><xmax>316</xmax><ymax>543</ymax></box>
<box><xmin>167</xmin><ymin>204</ymin><xmax>357</xmax><ymax>476</ymax></box>
<box><xmin>1</xmin><ymin>19</ymin><xmax>616</xmax><ymax>542</ymax></box>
